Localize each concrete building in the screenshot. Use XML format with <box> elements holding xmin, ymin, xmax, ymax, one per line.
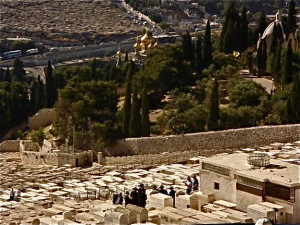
<box><xmin>200</xmin><ymin>153</ymin><xmax>300</xmax><ymax>224</ymax></box>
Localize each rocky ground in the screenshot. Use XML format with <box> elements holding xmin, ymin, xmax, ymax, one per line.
<box><xmin>0</xmin><ymin>0</ymin><xmax>141</xmax><ymax>43</ymax></box>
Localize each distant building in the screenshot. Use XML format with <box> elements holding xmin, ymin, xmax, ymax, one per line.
<box><xmin>200</xmin><ymin>153</ymin><xmax>300</xmax><ymax>224</ymax></box>
<box><xmin>257</xmin><ymin>11</ymin><xmax>298</xmax><ymax>55</ymax></box>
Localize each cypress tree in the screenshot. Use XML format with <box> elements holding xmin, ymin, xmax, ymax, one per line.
<box><xmin>285</xmin><ymin>74</ymin><xmax>300</xmax><ymax>123</ymax></box>
<box><xmin>281</xmin><ymin>41</ymin><xmax>293</xmax><ymax>86</ymax></box>
<box><xmin>124</xmin><ymin>50</ymin><xmax>129</xmax><ymax>62</ymax></box>
<box><xmin>255</xmin><ymin>12</ymin><xmax>267</xmax><ymax>43</ymax></box>
<box><xmin>122</xmin><ymin>60</ymin><xmax>133</xmax><ymax>137</ymax></box>
<box><xmin>239</xmin><ymin>6</ymin><xmax>248</xmax><ymax>52</ymax></box>
<box><xmin>5</xmin><ymin>66</ymin><xmax>11</xmax><ymax>82</ymax></box>
<box><xmin>12</xmin><ymin>59</ymin><xmax>26</xmax><ymax>82</ymax></box>
<box><xmin>37</xmin><ymin>75</ymin><xmax>45</xmax><ymax>110</ymax></box>
<box><xmin>219</xmin><ymin>2</ymin><xmax>239</xmax><ymax>53</ymax></box>
<box><xmin>141</xmin><ymin>79</ymin><xmax>150</xmax><ymax>137</ymax></box>
<box><xmin>45</xmin><ymin>60</ymin><xmax>55</xmax><ymax>108</ymax></box>
<box><xmin>30</xmin><ymin>80</ymin><xmax>38</xmax><ymax>113</ymax></box>
<box><xmin>182</xmin><ymin>30</ymin><xmax>195</xmax><ymax>67</ymax></box>
<box><xmin>287</xmin><ymin>0</ymin><xmax>297</xmax><ymax>32</ymax></box>
<box><xmin>195</xmin><ymin>35</ymin><xmax>203</xmax><ymax>73</ymax></box>
<box><xmin>129</xmin><ymin>86</ymin><xmax>141</xmax><ymax>137</ymax></box>
<box><xmin>273</xmin><ymin>42</ymin><xmax>282</xmax><ymax>83</ymax></box>
<box><xmin>257</xmin><ymin>40</ymin><xmax>264</xmax><ymax>75</ymax></box>
<box><xmin>202</xmin><ymin>20</ymin><xmax>212</xmax><ymax>69</ymax></box>
<box><xmin>90</xmin><ymin>59</ymin><xmax>97</xmax><ymax>79</ymax></box>
<box><xmin>207</xmin><ymin>78</ymin><xmax>219</xmax><ymax>131</ymax></box>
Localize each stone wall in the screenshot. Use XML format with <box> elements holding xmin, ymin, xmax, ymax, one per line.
<box><xmin>0</xmin><ymin>140</ymin><xmax>20</xmax><ymax>152</ymax></box>
<box><xmin>28</xmin><ymin>109</ymin><xmax>55</xmax><ymax>130</ymax></box>
<box><xmin>20</xmin><ymin>150</ymin><xmax>93</xmax><ymax>167</ymax></box>
<box><xmin>104</xmin><ymin>148</ymin><xmax>233</xmax><ymax>167</ymax></box>
<box><xmin>109</xmin><ymin>125</ymin><xmax>300</xmax><ymax>156</ymax></box>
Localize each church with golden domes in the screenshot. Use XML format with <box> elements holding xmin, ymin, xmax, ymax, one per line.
<box><xmin>257</xmin><ymin>11</ymin><xmax>298</xmax><ymax>55</ymax></box>
<box><xmin>134</xmin><ymin>29</ymin><xmax>159</xmax><ymax>59</ymax></box>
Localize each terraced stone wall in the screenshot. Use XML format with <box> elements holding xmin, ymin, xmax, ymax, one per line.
<box><xmin>109</xmin><ymin>125</ymin><xmax>300</xmax><ymax>156</ymax></box>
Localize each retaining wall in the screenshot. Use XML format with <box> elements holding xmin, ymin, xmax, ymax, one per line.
<box><xmin>0</xmin><ymin>140</ymin><xmax>20</xmax><ymax>152</ymax></box>
<box><xmin>108</xmin><ymin>125</ymin><xmax>300</xmax><ymax>156</ymax></box>
<box><xmin>104</xmin><ymin>149</ymin><xmax>233</xmax><ymax>167</ymax></box>
<box><xmin>28</xmin><ymin>109</ymin><xmax>55</xmax><ymax>130</ymax></box>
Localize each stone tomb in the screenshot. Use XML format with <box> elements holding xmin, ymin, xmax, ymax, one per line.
<box><xmin>148</xmin><ymin>193</ymin><xmax>173</xmax><ymax>210</ymax></box>
<box><xmin>126</xmin><ymin>204</ymin><xmax>148</xmax><ymax>223</ymax></box>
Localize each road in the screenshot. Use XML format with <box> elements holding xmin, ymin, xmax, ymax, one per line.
<box><xmin>0</xmin><ymin>41</ymin><xmax>134</xmax><ymax>67</ymax></box>
<box><xmin>251</xmin><ymin>77</ymin><xmax>274</xmax><ymax>94</ymax></box>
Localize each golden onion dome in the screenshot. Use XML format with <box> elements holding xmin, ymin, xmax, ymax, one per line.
<box><xmin>154</xmin><ymin>40</ymin><xmax>159</xmax><ymax>48</ymax></box>
<box><xmin>117</xmin><ymin>50</ymin><xmax>122</xmax><ymax>57</ymax></box>
<box><xmin>134</xmin><ymin>42</ymin><xmax>141</xmax><ymax>49</ymax></box>
<box><xmin>141</xmin><ymin>29</ymin><xmax>152</xmax><ymax>42</ymax></box>
<box><xmin>148</xmin><ymin>42</ymin><xmax>153</xmax><ymax>49</ymax></box>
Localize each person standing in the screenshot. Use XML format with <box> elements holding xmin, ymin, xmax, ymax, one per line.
<box><xmin>149</xmin><ymin>185</ymin><xmax>159</xmax><ymax>195</ymax></box>
<box><xmin>159</xmin><ymin>185</ymin><xmax>168</xmax><ymax>195</ymax></box>
<box><xmin>138</xmin><ymin>189</ymin><xmax>147</xmax><ymax>208</ymax></box>
<box><xmin>9</xmin><ymin>188</ymin><xmax>15</xmax><ymax>201</ymax></box>
<box><xmin>168</xmin><ymin>186</ymin><xmax>176</xmax><ymax>207</ymax></box>
<box><xmin>130</xmin><ymin>187</ymin><xmax>139</xmax><ymax>205</ymax></box>
<box><xmin>115</xmin><ymin>193</ymin><xmax>123</xmax><ymax>205</ymax></box>
<box><xmin>124</xmin><ymin>191</ymin><xmax>131</xmax><ymax>206</ymax></box>
<box><xmin>184</xmin><ymin>176</ymin><xmax>193</xmax><ymax>195</ymax></box>
<box><xmin>192</xmin><ymin>174</ymin><xmax>199</xmax><ymax>191</ymax></box>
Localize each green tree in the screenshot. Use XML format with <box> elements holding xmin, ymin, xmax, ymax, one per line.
<box><xmin>257</xmin><ymin>40</ymin><xmax>267</xmax><ymax>75</ymax></box>
<box><xmin>239</xmin><ymin>6</ymin><xmax>248</xmax><ymax>52</ymax></box>
<box><xmin>219</xmin><ymin>2</ymin><xmax>240</xmax><ymax>53</ymax></box>
<box><xmin>12</xmin><ymin>59</ymin><xmax>26</xmax><ymax>82</ymax></box>
<box><xmin>281</xmin><ymin>41</ymin><xmax>293</xmax><ymax>86</ymax></box>
<box><xmin>129</xmin><ymin>87</ymin><xmax>141</xmax><ymax>137</ymax></box>
<box><xmin>54</xmin><ymin>80</ymin><xmax>118</xmax><ymax>149</ymax></box>
<box><xmin>202</xmin><ymin>20</ymin><xmax>212</xmax><ymax>69</ymax></box>
<box><xmin>285</xmin><ymin>74</ymin><xmax>300</xmax><ymax>123</ymax></box>
<box><xmin>124</xmin><ymin>50</ymin><xmax>129</xmax><ymax>62</ymax></box>
<box><xmin>182</xmin><ymin>30</ymin><xmax>195</xmax><ymax>67</ymax></box>
<box><xmin>287</xmin><ymin>0</ymin><xmax>297</xmax><ymax>32</ymax></box>
<box><xmin>141</xmin><ymin>80</ymin><xmax>150</xmax><ymax>137</ymax></box>
<box><xmin>273</xmin><ymin>42</ymin><xmax>282</xmax><ymax>83</ymax></box>
<box><xmin>30</xmin><ymin>128</ymin><xmax>45</xmax><ymax>143</ymax></box>
<box><xmin>255</xmin><ymin>12</ymin><xmax>267</xmax><ymax>43</ymax></box>
<box><xmin>122</xmin><ymin>61</ymin><xmax>134</xmax><ymax>137</ymax></box>
<box><xmin>195</xmin><ymin>35</ymin><xmax>203</xmax><ymax>73</ymax></box>
<box><xmin>207</xmin><ymin>78</ymin><xmax>219</xmax><ymax>130</ymax></box>
<box><xmin>228</xmin><ymin>79</ymin><xmax>267</xmax><ymax>107</ymax></box>
<box><xmin>45</xmin><ymin>60</ymin><xmax>55</xmax><ymax>108</ymax></box>
<box><xmin>5</xmin><ymin>67</ymin><xmax>11</xmax><ymax>82</ymax></box>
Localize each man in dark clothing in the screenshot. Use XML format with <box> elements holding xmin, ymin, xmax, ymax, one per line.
<box><xmin>159</xmin><ymin>185</ymin><xmax>168</xmax><ymax>195</ymax></box>
<box><xmin>150</xmin><ymin>185</ymin><xmax>159</xmax><ymax>195</ymax></box>
<box><xmin>130</xmin><ymin>187</ymin><xmax>139</xmax><ymax>205</ymax></box>
<box><xmin>138</xmin><ymin>189</ymin><xmax>147</xmax><ymax>208</ymax></box>
<box><xmin>124</xmin><ymin>191</ymin><xmax>131</xmax><ymax>206</ymax></box>
<box><xmin>138</xmin><ymin>183</ymin><xmax>145</xmax><ymax>193</ymax></box>
<box><xmin>184</xmin><ymin>176</ymin><xmax>193</xmax><ymax>195</ymax></box>
<box><xmin>192</xmin><ymin>174</ymin><xmax>199</xmax><ymax>191</ymax></box>
<box><xmin>113</xmin><ymin>193</ymin><xmax>123</xmax><ymax>205</ymax></box>
<box><xmin>168</xmin><ymin>186</ymin><xmax>176</xmax><ymax>207</ymax></box>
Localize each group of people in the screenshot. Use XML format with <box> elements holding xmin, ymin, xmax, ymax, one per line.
<box><xmin>9</xmin><ymin>188</ymin><xmax>21</xmax><ymax>201</ymax></box>
<box><xmin>112</xmin><ymin>174</ymin><xmax>199</xmax><ymax>208</ymax></box>
<box><xmin>113</xmin><ymin>183</ymin><xmax>147</xmax><ymax>208</ymax></box>
<box><xmin>184</xmin><ymin>174</ymin><xmax>199</xmax><ymax>195</ymax></box>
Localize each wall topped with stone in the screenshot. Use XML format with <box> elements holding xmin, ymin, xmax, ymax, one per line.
<box><xmin>28</xmin><ymin>108</ymin><xmax>55</xmax><ymax>130</ymax></box>
<box><xmin>108</xmin><ymin>124</ymin><xmax>300</xmax><ymax>156</ymax></box>
<box><xmin>20</xmin><ymin>150</ymin><xmax>93</xmax><ymax>167</ymax></box>
<box><xmin>104</xmin><ymin>149</ymin><xmax>233</xmax><ymax>167</ymax></box>
<box><xmin>0</xmin><ymin>140</ymin><xmax>20</xmax><ymax>152</ymax></box>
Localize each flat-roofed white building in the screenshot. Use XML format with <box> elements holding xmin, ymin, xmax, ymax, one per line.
<box><xmin>200</xmin><ymin>153</ymin><xmax>300</xmax><ymax>224</ymax></box>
